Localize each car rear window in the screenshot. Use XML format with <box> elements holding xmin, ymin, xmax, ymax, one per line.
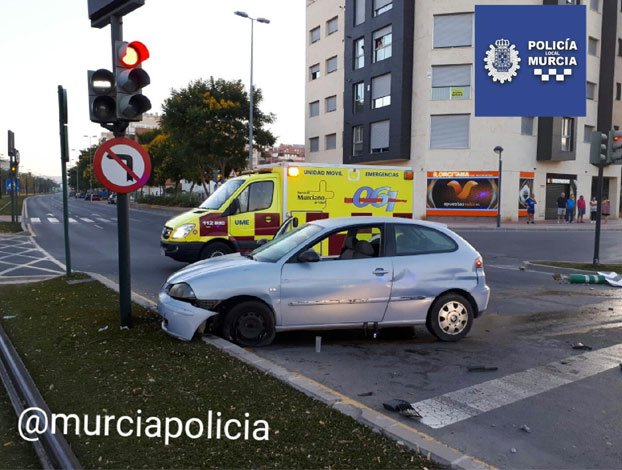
<box><xmin>394</xmin><ymin>224</ymin><xmax>457</xmax><ymax>255</ymax></box>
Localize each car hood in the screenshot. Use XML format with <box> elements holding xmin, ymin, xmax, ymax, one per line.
<box><xmin>164</xmin><ymin>208</ymin><xmax>217</xmax><ymax>229</ymax></box>
<box><xmin>165</xmin><ymin>253</ymin><xmax>256</xmax><ymax>285</ymax></box>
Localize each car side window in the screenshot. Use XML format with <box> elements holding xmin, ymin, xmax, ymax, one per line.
<box><xmin>304</xmin><ymin>225</ymin><xmax>384</xmax><ymax>261</ymax></box>
<box><xmin>234</xmin><ymin>181</ymin><xmax>274</xmax><ymax>214</ymax></box>
<box><xmin>394</xmin><ymin>224</ymin><xmax>457</xmax><ymax>255</ymax></box>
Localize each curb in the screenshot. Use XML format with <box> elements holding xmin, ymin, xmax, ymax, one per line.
<box><xmin>450</xmin><ymin>225</ymin><xmax>622</xmax><ymax>232</ymax></box>
<box><xmin>202</xmin><ymin>335</ymin><xmax>494</xmax><ymax>470</ymax></box>
<box><xmin>524</xmin><ymin>261</ymin><xmax>609</xmax><ymax>276</ymax></box>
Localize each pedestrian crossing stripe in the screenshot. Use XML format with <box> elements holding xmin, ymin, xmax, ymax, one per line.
<box><xmin>69</xmin><ymin>218</ymin><xmax>77</xmax><ymax>223</ymax></box>
<box><xmin>81</xmin><ymin>218</ymin><xmax>95</xmax><ymax>223</ymax></box>
<box><xmin>48</xmin><ymin>217</ymin><xmax>59</xmax><ymax>224</ymax></box>
<box><xmin>30</xmin><ymin>217</ymin><xmax>41</xmax><ymax>223</ymax></box>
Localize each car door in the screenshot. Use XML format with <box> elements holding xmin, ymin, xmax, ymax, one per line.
<box><xmin>382</xmin><ymin>223</ymin><xmax>460</xmax><ymax>323</ymax></box>
<box><xmin>280</xmin><ymin>224</ymin><xmax>392</xmax><ymax>326</ymax></box>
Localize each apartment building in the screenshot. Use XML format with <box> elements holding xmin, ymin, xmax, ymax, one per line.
<box><xmin>306</xmin><ymin>0</ymin><xmax>622</xmax><ymax>221</ymax></box>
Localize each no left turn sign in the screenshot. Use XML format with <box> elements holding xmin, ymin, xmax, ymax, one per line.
<box><xmin>93</xmin><ymin>137</ymin><xmax>151</xmax><ymax>193</ymax></box>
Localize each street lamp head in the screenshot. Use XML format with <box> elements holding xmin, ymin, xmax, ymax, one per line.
<box><xmin>257</xmin><ymin>17</ymin><xmax>270</xmax><ymax>24</ymax></box>
<box><xmin>234</xmin><ymin>10</ymin><xmax>249</xmax><ymax>18</ymax></box>
<box><xmin>494</xmin><ymin>145</ymin><xmax>504</xmax><ymax>155</ymax></box>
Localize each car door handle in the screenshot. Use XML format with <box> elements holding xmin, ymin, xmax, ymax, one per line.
<box><xmin>373</xmin><ymin>268</ymin><xmax>389</xmax><ymax>276</ymax></box>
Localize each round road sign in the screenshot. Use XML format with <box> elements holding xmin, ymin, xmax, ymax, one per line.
<box><xmin>93</xmin><ymin>137</ymin><xmax>151</xmax><ymax>194</ymax></box>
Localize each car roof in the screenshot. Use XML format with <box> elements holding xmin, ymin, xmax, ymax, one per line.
<box><xmin>307</xmin><ymin>216</ymin><xmax>448</xmax><ymax>230</ymax></box>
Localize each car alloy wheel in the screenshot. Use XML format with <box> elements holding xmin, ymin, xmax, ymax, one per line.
<box><xmin>438</xmin><ymin>301</ymin><xmax>468</xmax><ymax>335</ymax></box>
<box><xmin>427</xmin><ymin>293</ymin><xmax>474</xmax><ymax>342</ymax></box>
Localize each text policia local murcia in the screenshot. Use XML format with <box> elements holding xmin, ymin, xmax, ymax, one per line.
<box><xmin>527</xmin><ymin>40</ymin><xmax>579</xmax><ymax>67</ymax></box>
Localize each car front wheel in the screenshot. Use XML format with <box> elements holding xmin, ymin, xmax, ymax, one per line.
<box><xmin>426</xmin><ymin>293</ymin><xmax>474</xmax><ymax>342</ymax></box>
<box><xmin>222</xmin><ymin>301</ymin><xmax>276</xmax><ymax>347</ymax></box>
<box><xmin>199</xmin><ymin>241</ymin><xmax>232</xmax><ymax>260</ymax></box>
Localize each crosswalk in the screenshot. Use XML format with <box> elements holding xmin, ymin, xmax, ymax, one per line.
<box><xmin>29</xmin><ymin>216</ymin><xmax>117</xmax><ymax>225</ymax></box>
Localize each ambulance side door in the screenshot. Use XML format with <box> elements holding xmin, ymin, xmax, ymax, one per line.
<box><xmin>227</xmin><ymin>178</ymin><xmax>280</xmax><ymax>250</ymax></box>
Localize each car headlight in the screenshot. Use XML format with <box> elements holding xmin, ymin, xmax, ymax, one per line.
<box><xmin>168</xmin><ymin>282</ymin><xmax>196</xmax><ymax>300</ymax></box>
<box><xmin>171</xmin><ymin>224</ymin><xmax>195</xmax><ymax>239</ymax></box>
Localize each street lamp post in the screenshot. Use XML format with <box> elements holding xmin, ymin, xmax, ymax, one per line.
<box><xmin>234</xmin><ymin>11</ymin><xmax>270</xmax><ymax>171</ymax></box>
<box><xmin>72</xmin><ymin>149</ymin><xmax>79</xmax><ymax>194</ymax></box>
<box><xmin>494</xmin><ymin>146</ymin><xmax>504</xmax><ymax>228</ymax></box>
<box><xmin>83</xmin><ymin>135</ymin><xmax>97</xmax><ymax>200</ymax></box>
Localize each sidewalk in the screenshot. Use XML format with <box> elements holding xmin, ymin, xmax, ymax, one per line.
<box><xmin>442</xmin><ymin>218</ymin><xmax>622</xmax><ymax>231</ymax></box>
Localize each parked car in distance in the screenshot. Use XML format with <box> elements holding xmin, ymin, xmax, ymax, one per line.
<box><xmin>78</xmin><ymin>193</ymin><xmax>85</xmax><ymax>199</ymax></box>
<box><xmin>108</xmin><ymin>193</ymin><xmax>117</xmax><ymax>205</ymax></box>
<box><xmin>157</xmin><ymin>216</ymin><xmax>490</xmax><ymax>347</ymax></box>
<box><xmin>91</xmin><ymin>194</ymin><xmax>102</xmax><ymax>201</ymax></box>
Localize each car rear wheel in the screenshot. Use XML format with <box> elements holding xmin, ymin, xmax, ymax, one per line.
<box><xmin>426</xmin><ymin>293</ymin><xmax>473</xmax><ymax>342</ymax></box>
<box><xmin>199</xmin><ymin>241</ymin><xmax>232</xmax><ymax>260</ymax></box>
<box><xmin>222</xmin><ymin>301</ymin><xmax>276</xmax><ymax>347</ymax></box>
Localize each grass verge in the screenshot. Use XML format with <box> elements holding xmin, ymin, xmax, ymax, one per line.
<box><xmin>0</xmin><ymin>275</ymin><xmax>439</xmax><ymax>469</ymax></box>
<box><xmin>0</xmin><ymin>195</ymin><xmax>28</xmax><ymax>216</ymax></box>
<box><xmin>0</xmin><ymin>223</ymin><xmax>22</xmax><ymax>233</ymax></box>
<box><xmin>531</xmin><ymin>261</ymin><xmax>622</xmax><ymax>272</ymax></box>
<box><xmin>0</xmin><ymin>383</ymin><xmax>39</xmax><ymax>469</ymax></box>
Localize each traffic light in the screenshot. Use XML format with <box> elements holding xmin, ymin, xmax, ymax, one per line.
<box><xmin>88</xmin><ymin>69</ymin><xmax>116</xmax><ymax>123</ymax></box>
<box><xmin>115</xmin><ymin>40</ymin><xmax>151</xmax><ymax>121</ymax></box>
<box><xmin>9</xmin><ymin>163</ymin><xmax>17</xmax><ymax>178</ymax></box>
<box><xmin>609</xmin><ymin>130</ymin><xmax>622</xmax><ymax>163</ymax></box>
<box><xmin>590</xmin><ymin>132</ymin><xmax>609</xmax><ymax>166</ymax></box>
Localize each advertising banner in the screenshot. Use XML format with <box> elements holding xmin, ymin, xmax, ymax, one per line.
<box><xmin>518</xmin><ymin>171</ymin><xmax>535</xmax><ymax>217</ymax></box>
<box><xmin>426</xmin><ymin>171</ymin><xmax>498</xmax><ymax>217</ymax></box>
<box><xmin>475</xmin><ymin>5</ymin><xmax>586</xmax><ymax>117</ymax></box>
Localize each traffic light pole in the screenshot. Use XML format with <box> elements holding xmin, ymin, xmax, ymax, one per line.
<box><xmin>58</xmin><ymin>86</ymin><xmax>72</xmax><ymax>277</ymax></box>
<box><xmin>593</xmin><ymin>162</ymin><xmax>604</xmax><ymax>265</ymax></box>
<box><xmin>111</xmin><ymin>15</ymin><xmax>132</xmax><ymax>328</ymax></box>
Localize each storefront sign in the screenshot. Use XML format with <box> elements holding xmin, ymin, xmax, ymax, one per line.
<box><xmin>518</xmin><ymin>171</ymin><xmax>535</xmax><ymax>217</ymax></box>
<box><xmin>426</xmin><ymin>171</ymin><xmax>499</xmax><ymax>217</ymax></box>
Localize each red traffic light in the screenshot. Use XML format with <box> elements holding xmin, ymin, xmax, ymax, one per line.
<box><xmin>119</xmin><ymin>41</ymin><xmax>149</xmax><ymax>67</ymax></box>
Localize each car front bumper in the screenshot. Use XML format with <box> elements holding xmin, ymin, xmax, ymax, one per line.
<box><xmin>160</xmin><ymin>240</ymin><xmax>204</xmax><ymax>262</ymax></box>
<box><xmin>157</xmin><ymin>291</ymin><xmax>217</xmax><ymax>341</ymax></box>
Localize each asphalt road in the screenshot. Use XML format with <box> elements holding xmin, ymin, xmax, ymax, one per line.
<box><xmin>25</xmin><ymin>194</ymin><xmax>622</xmax><ymax>469</ymax></box>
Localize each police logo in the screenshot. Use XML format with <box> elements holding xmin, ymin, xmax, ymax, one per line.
<box><xmin>484</xmin><ymin>38</ymin><xmax>521</xmax><ymax>84</ymax></box>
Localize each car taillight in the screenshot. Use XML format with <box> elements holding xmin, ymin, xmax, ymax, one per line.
<box><xmin>475</xmin><ymin>257</ymin><xmax>483</xmax><ymax>269</ymax></box>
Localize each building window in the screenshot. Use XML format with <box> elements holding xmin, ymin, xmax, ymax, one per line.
<box><xmin>325</xmin><ymin>133</ymin><xmax>337</xmax><ymax>150</ymax></box>
<box><xmin>590</xmin><ymin>0</ymin><xmax>598</xmax><ymax>11</ymax></box>
<box><xmin>309</xmin><ymin>100</ymin><xmax>320</xmax><ymax>117</ymax></box>
<box><xmin>326</xmin><ymin>56</ymin><xmax>338</xmax><ymax>74</ymax></box>
<box><xmin>373</xmin><ymin>0</ymin><xmax>392</xmax><ymax>17</ymax></box>
<box><xmin>561</xmin><ymin>117</ymin><xmax>574</xmax><ymax>152</ymax></box>
<box><xmin>325</xmin><ymin>95</ymin><xmax>337</xmax><ymax>113</ymax></box>
<box><xmin>353</xmin><ymin>126</ymin><xmax>364</xmax><ymax>156</ymax></box>
<box><xmin>588</xmin><ymin>37</ymin><xmax>599</xmax><ymax>56</ymax></box>
<box><xmin>618</xmin><ymin>38</ymin><xmax>622</xmax><ymax>56</ymax></box>
<box><xmin>586</xmin><ymin>81</ymin><xmax>596</xmax><ymax>100</ymax></box>
<box><xmin>434</xmin><ymin>14</ymin><xmax>473</xmax><ymax>48</ymax></box>
<box><xmin>355</xmin><ymin>0</ymin><xmax>365</xmax><ymax>26</ymax></box>
<box><xmin>584</xmin><ymin>125</ymin><xmax>594</xmax><ymax>143</ymax></box>
<box><xmin>309</xmin><ymin>137</ymin><xmax>319</xmax><ymax>153</ymax></box>
<box><xmin>521</xmin><ymin>117</ymin><xmax>535</xmax><ymax>136</ymax></box>
<box><xmin>370</xmin><ymin>120</ymin><xmax>390</xmax><ymax>153</ymax></box>
<box><xmin>310</xmin><ymin>26</ymin><xmax>320</xmax><ymax>44</ymax></box>
<box><xmin>431</xmin><ymin>64</ymin><xmax>471</xmax><ymax>100</ymax></box>
<box><xmin>310</xmin><ymin>63</ymin><xmax>320</xmax><ymax>80</ymax></box>
<box><xmin>430</xmin><ymin>114</ymin><xmax>470</xmax><ymax>149</ymax></box>
<box><xmin>373</xmin><ymin>25</ymin><xmax>392</xmax><ymax>62</ymax></box>
<box><xmin>565</xmin><ymin>0</ymin><xmax>580</xmax><ymax>4</ymax></box>
<box><xmin>617</xmin><ymin>83</ymin><xmax>621</xmax><ymax>100</ymax></box>
<box><xmin>327</xmin><ymin>17</ymin><xmax>338</xmax><ymax>35</ymax></box>
<box><xmin>353</xmin><ymin>82</ymin><xmax>365</xmax><ymax>113</ymax></box>
<box><xmin>354</xmin><ymin>38</ymin><xmax>364</xmax><ymax>70</ymax></box>
<box><xmin>371</xmin><ymin>73</ymin><xmax>391</xmax><ymax>109</ymax></box>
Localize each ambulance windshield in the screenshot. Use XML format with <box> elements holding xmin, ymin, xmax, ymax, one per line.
<box><xmin>199</xmin><ymin>179</ymin><xmax>245</xmax><ymax>210</ymax></box>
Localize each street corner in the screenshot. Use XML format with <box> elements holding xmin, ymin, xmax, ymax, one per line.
<box><xmin>0</xmin><ymin>234</ymin><xmax>64</xmax><ymax>284</ymax></box>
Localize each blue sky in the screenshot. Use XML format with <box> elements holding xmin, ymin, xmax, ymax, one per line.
<box><xmin>0</xmin><ymin>0</ymin><xmax>304</xmax><ymax>177</ymax></box>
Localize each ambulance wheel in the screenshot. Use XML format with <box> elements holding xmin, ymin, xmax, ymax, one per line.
<box><xmin>426</xmin><ymin>293</ymin><xmax>473</xmax><ymax>342</ymax></box>
<box><xmin>199</xmin><ymin>241</ymin><xmax>232</xmax><ymax>260</ymax></box>
<box><xmin>222</xmin><ymin>301</ymin><xmax>275</xmax><ymax>347</ymax></box>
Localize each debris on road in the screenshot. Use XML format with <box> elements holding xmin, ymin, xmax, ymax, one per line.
<box><xmin>2</xmin><ymin>316</ymin><xmax>16</xmax><ymax>320</ymax></box>
<box><xmin>383</xmin><ymin>399</ymin><xmax>422</xmax><ymax>420</ymax></box>
<box><xmin>98</xmin><ymin>325</ymin><xmax>109</xmax><ymax>332</ymax></box>
<box><xmin>357</xmin><ymin>391</ymin><xmax>373</xmax><ymax>397</ymax></box>
<box><xmin>467</xmin><ymin>366</ymin><xmax>498</xmax><ymax>372</ymax></box>
<box><xmin>510</xmin><ymin>448</ymin><xmax>517</xmax><ymax>454</ymax></box>
<box><xmin>520</xmin><ymin>424</ymin><xmax>532</xmax><ymax>433</ymax></box>
<box><xmin>572</xmin><ymin>342</ymin><xmax>592</xmax><ymax>351</ymax></box>
<box><xmin>315</xmin><ymin>336</ymin><xmax>322</xmax><ymax>353</ymax></box>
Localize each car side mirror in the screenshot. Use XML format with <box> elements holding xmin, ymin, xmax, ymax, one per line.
<box><xmin>298</xmin><ymin>249</ymin><xmax>320</xmax><ymax>263</ymax></box>
<box><xmin>256</xmin><ymin>238</ymin><xmax>268</xmax><ymax>247</ymax></box>
<box><xmin>224</xmin><ymin>199</ymin><xmax>239</xmax><ymax>216</ymax></box>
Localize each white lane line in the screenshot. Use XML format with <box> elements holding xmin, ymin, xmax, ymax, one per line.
<box><xmin>96</xmin><ymin>217</ymin><xmax>110</xmax><ymax>223</ymax></box>
<box><xmin>48</xmin><ymin>217</ymin><xmax>59</xmax><ymax>224</ymax></box>
<box><xmin>30</xmin><ymin>217</ymin><xmax>41</xmax><ymax>223</ymax></box>
<box><xmin>68</xmin><ymin>218</ymin><xmax>78</xmax><ymax>223</ymax></box>
<box><xmin>412</xmin><ymin>343</ymin><xmax>622</xmax><ymax>429</ymax></box>
<box><xmin>94</xmin><ymin>224</ymin><xmax>104</xmax><ymax>230</ymax></box>
<box><xmin>80</xmin><ymin>218</ymin><xmax>95</xmax><ymax>223</ymax></box>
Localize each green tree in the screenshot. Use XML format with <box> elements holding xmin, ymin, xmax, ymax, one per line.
<box><xmin>161</xmin><ymin>77</ymin><xmax>275</xmax><ymax>195</ymax></box>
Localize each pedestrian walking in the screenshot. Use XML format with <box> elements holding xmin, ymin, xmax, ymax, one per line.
<box><xmin>566</xmin><ymin>195</ymin><xmax>575</xmax><ymax>223</ymax></box>
<box><xmin>577</xmin><ymin>195</ymin><xmax>586</xmax><ymax>223</ymax></box>
<box><xmin>526</xmin><ymin>193</ymin><xmax>536</xmax><ymax>224</ymax></box>
<box><xmin>590</xmin><ymin>196</ymin><xmax>597</xmax><ymax>223</ymax></box>
<box><xmin>602</xmin><ymin>197</ymin><xmax>611</xmax><ymax>224</ymax></box>
<box><xmin>557</xmin><ymin>192</ymin><xmax>567</xmax><ymax>224</ymax></box>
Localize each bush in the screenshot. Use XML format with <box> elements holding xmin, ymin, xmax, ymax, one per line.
<box><xmin>135</xmin><ymin>192</ymin><xmax>205</xmax><ymax>208</ymax></box>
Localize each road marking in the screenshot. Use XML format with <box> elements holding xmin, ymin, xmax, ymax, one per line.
<box><xmin>96</xmin><ymin>217</ymin><xmax>109</xmax><ymax>223</ymax></box>
<box><xmin>68</xmin><ymin>218</ymin><xmax>78</xmax><ymax>223</ymax></box>
<box><xmin>30</xmin><ymin>217</ymin><xmax>41</xmax><ymax>223</ymax></box>
<box><xmin>47</xmin><ymin>217</ymin><xmax>59</xmax><ymax>224</ymax></box>
<box><xmin>94</xmin><ymin>224</ymin><xmax>104</xmax><ymax>230</ymax></box>
<box><xmin>411</xmin><ymin>343</ymin><xmax>622</xmax><ymax>429</ymax></box>
<box><xmin>80</xmin><ymin>218</ymin><xmax>94</xmax><ymax>223</ymax></box>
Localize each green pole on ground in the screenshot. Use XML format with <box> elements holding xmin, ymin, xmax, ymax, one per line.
<box><xmin>58</xmin><ymin>85</ymin><xmax>72</xmax><ymax>277</ymax></box>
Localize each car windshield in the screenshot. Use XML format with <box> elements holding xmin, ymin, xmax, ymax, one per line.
<box><xmin>199</xmin><ymin>179</ymin><xmax>245</xmax><ymax>210</ymax></box>
<box><xmin>251</xmin><ymin>223</ymin><xmax>323</xmax><ymax>263</ymax></box>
